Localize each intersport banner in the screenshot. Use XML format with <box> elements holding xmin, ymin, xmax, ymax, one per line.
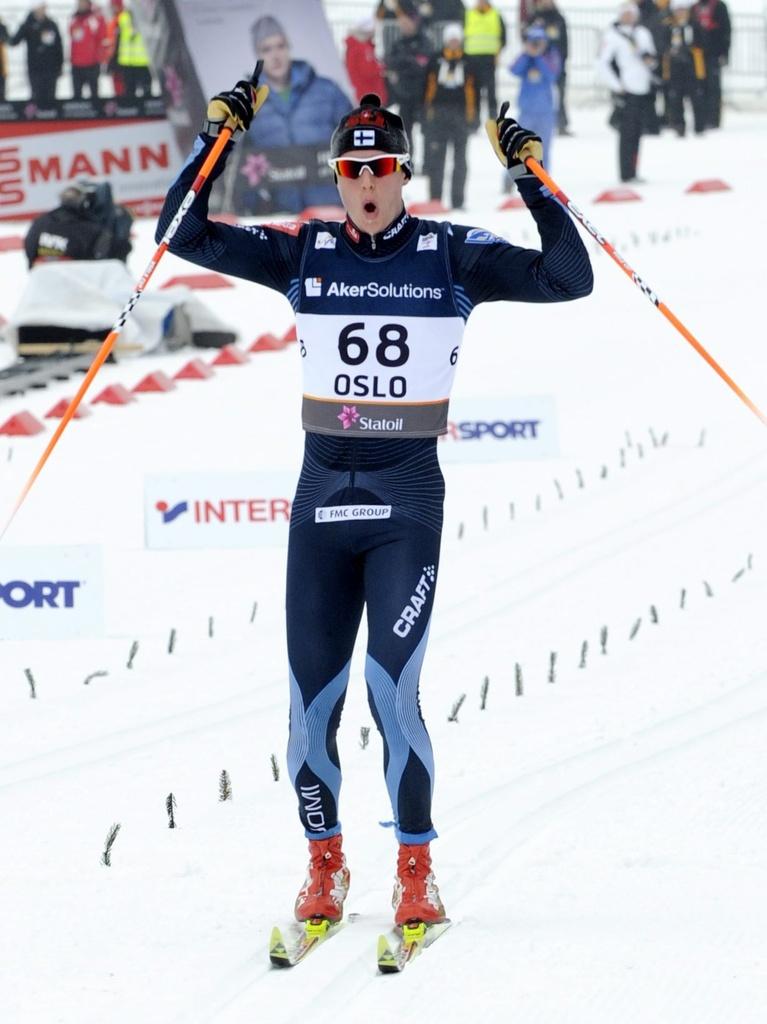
<box><xmin>0</xmin><ymin>545</ymin><xmax>104</xmax><ymax>640</ymax></box>
<box><xmin>145</xmin><ymin>471</ymin><xmax>295</xmax><ymax>550</ymax></box>
<box><xmin>0</xmin><ymin>115</ymin><xmax>180</xmax><ymax>221</ymax></box>
<box><xmin>438</xmin><ymin>398</ymin><xmax>560</xmax><ymax>462</ymax></box>
<box><xmin>132</xmin><ymin>0</ymin><xmax>353</xmax><ymax>215</ymax></box>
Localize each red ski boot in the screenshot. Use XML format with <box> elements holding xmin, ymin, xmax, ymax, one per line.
<box><xmin>294</xmin><ymin>835</ymin><xmax>350</xmax><ymax>923</ymax></box>
<box><xmin>392</xmin><ymin>842</ymin><xmax>446</xmax><ymax>926</ymax></box>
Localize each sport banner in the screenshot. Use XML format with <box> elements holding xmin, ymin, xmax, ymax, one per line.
<box><xmin>0</xmin><ymin>545</ymin><xmax>104</xmax><ymax>640</ymax></box>
<box><xmin>133</xmin><ymin>1</ymin><xmax>353</xmax><ymax>215</ymax></box>
<box><xmin>0</xmin><ymin>113</ymin><xmax>180</xmax><ymax>221</ymax></box>
<box><xmin>438</xmin><ymin>398</ymin><xmax>560</xmax><ymax>462</ymax></box>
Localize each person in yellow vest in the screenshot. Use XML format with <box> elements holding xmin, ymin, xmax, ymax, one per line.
<box><xmin>112</xmin><ymin>0</ymin><xmax>152</xmax><ymax>99</ymax></box>
<box><xmin>463</xmin><ymin>0</ymin><xmax>506</xmax><ymax>119</ymax></box>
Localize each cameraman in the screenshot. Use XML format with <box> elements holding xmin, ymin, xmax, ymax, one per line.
<box><xmin>24</xmin><ymin>180</ymin><xmax>132</xmax><ymax>268</ymax></box>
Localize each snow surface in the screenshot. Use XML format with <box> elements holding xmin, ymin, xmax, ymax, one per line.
<box><xmin>1</xmin><ymin>107</ymin><xmax>766</xmax><ymax>1023</ymax></box>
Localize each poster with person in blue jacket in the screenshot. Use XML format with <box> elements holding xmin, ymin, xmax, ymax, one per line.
<box><xmin>130</xmin><ymin>1</ymin><xmax>353</xmax><ymax>215</ymax></box>
<box><xmin>237</xmin><ymin>14</ymin><xmax>352</xmax><ymax>215</ymax></box>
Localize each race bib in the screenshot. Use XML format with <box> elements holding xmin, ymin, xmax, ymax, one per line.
<box><xmin>297</xmin><ymin>312</ymin><xmax>464</xmax><ymax>437</ymax></box>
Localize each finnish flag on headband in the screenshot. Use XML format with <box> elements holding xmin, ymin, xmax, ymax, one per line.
<box><xmin>353</xmin><ymin>129</ymin><xmax>376</xmax><ymax>147</ymax></box>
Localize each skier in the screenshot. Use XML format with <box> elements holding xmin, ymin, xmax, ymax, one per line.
<box><xmin>155</xmin><ymin>77</ymin><xmax>593</xmax><ymax>929</ymax></box>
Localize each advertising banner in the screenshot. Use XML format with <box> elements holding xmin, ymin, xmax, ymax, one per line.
<box><xmin>133</xmin><ymin>0</ymin><xmax>353</xmax><ymax>214</ymax></box>
<box><xmin>438</xmin><ymin>398</ymin><xmax>560</xmax><ymax>462</ymax></box>
<box><xmin>0</xmin><ymin>545</ymin><xmax>104</xmax><ymax>640</ymax></box>
<box><xmin>145</xmin><ymin>471</ymin><xmax>295</xmax><ymax>550</ymax></box>
<box><xmin>0</xmin><ymin>114</ymin><xmax>179</xmax><ymax>220</ymax></box>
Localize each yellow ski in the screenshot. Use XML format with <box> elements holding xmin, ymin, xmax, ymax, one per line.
<box><xmin>269</xmin><ymin>916</ymin><xmax>342</xmax><ymax>968</ymax></box>
<box><xmin>377</xmin><ymin>919</ymin><xmax>451</xmax><ymax>974</ymax></box>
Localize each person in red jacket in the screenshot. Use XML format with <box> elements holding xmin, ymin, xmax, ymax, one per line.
<box><xmin>69</xmin><ymin>0</ymin><xmax>106</xmax><ymax>99</ymax></box>
<box><xmin>344</xmin><ymin>18</ymin><xmax>388</xmax><ymax>104</ymax></box>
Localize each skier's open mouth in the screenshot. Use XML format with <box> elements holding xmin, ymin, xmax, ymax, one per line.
<box><xmin>363</xmin><ymin>201</ymin><xmax>377</xmax><ymax>216</ymax></box>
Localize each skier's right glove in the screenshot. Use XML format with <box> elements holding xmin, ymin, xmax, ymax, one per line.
<box><xmin>204</xmin><ymin>78</ymin><xmax>269</xmax><ymax>138</ymax></box>
<box><xmin>485</xmin><ymin>101</ymin><xmax>543</xmax><ymax>179</ymax></box>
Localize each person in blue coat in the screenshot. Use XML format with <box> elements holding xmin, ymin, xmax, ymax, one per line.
<box><xmin>243</xmin><ymin>15</ymin><xmax>352</xmax><ymax>213</ymax></box>
<box><xmin>509</xmin><ymin>24</ymin><xmax>561</xmax><ymax>171</ymax></box>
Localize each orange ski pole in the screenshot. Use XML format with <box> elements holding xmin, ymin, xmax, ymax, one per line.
<box><xmin>525</xmin><ymin>156</ymin><xmax>767</xmax><ymax>428</ymax></box>
<box><xmin>1</xmin><ymin>66</ymin><xmax>262</xmax><ymax>541</ymax></box>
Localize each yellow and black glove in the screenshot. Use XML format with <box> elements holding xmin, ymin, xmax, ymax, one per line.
<box><xmin>485</xmin><ymin>100</ymin><xmax>543</xmax><ymax>180</ymax></box>
<box><xmin>204</xmin><ymin>78</ymin><xmax>269</xmax><ymax>138</ymax></box>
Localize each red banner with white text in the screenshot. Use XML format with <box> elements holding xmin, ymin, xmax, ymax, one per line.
<box><xmin>0</xmin><ymin>116</ymin><xmax>180</xmax><ymax>221</ymax></box>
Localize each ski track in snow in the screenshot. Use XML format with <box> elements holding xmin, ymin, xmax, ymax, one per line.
<box><xmin>1</xmin><ymin>108</ymin><xmax>767</xmax><ymax>1023</ymax></box>
<box><xmin>180</xmin><ymin>671</ymin><xmax>767</xmax><ymax>1024</ymax></box>
<box><xmin>434</xmin><ymin>447</ymin><xmax>767</xmax><ymax>639</ymax></box>
<box><xmin>2</xmin><ymin>445</ymin><xmax>762</xmax><ymax>793</ymax></box>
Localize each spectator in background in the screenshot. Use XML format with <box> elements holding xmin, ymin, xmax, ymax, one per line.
<box><xmin>637</xmin><ymin>0</ymin><xmax>667</xmax><ymax>131</ymax></box>
<box><xmin>526</xmin><ymin>0</ymin><xmax>570</xmax><ymax>135</ymax></box>
<box><xmin>69</xmin><ymin>0</ymin><xmax>107</xmax><ymax>100</ymax></box>
<box><xmin>385</xmin><ymin>3</ymin><xmax>433</xmax><ymax>142</ymax></box>
<box><xmin>375</xmin><ymin>0</ymin><xmax>402</xmax><ymax>20</ymax></box>
<box><xmin>596</xmin><ymin>1</ymin><xmax>656</xmax><ymax>183</ymax></box>
<box><xmin>423</xmin><ymin>22</ymin><xmax>476</xmax><ymax>209</ymax></box>
<box><xmin>375</xmin><ymin>0</ymin><xmax>401</xmax><ymax>65</ymax></box>
<box><xmin>9</xmin><ymin>4</ymin><xmax>64</xmax><ymax>107</ymax></box>
<box><xmin>24</xmin><ymin>180</ymin><xmax>132</xmax><ymax>268</ymax></box>
<box><xmin>345</xmin><ymin>18</ymin><xmax>387</xmax><ymax>104</ymax></box>
<box><xmin>664</xmin><ymin>0</ymin><xmax>706</xmax><ymax>136</ymax></box>
<box><xmin>510</xmin><ymin>24</ymin><xmax>561</xmax><ymax>170</ymax></box>
<box><xmin>375</xmin><ymin>1</ymin><xmax>462</xmax><ymax>63</ymax></box>
<box><xmin>376</xmin><ymin>0</ymin><xmax>466</xmax><ymax>25</ymax></box>
<box><xmin>102</xmin><ymin>0</ymin><xmax>124</xmax><ymax>96</ymax></box>
<box><xmin>463</xmin><ymin>0</ymin><xmax>506</xmax><ymax>120</ymax></box>
<box><xmin>248</xmin><ymin>15</ymin><xmax>351</xmax><ymax>212</ymax></box>
<box><xmin>417</xmin><ymin>0</ymin><xmax>467</xmax><ymax>23</ymax></box>
<box><xmin>693</xmin><ymin>0</ymin><xmax>730</xmax><ymax>127</ymax></box>
<box><xmin>0</xmin><ymin>18</ymin><xmax>9</xmax><ymax>101</ymax></box>
<box><xmin>113</xmin><ymin>2</ymin><xmax>152</xmax><ymax>98</ymax></box>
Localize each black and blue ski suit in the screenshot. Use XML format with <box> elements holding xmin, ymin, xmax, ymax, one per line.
<box><xmin>157</xmin><ymin>134</ymin><xmax>593</xmax><ymax>844</ymax></box>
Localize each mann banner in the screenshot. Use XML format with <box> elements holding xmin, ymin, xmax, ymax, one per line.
<box><xmin>0</xmin><ymin>111</ymin><xmax>179</xmax><ymax>220</ymax></box>
<box><xmin>134</xmin><ymin>1</ymin><xmax>353</xmax><ymax>215</ymax></box>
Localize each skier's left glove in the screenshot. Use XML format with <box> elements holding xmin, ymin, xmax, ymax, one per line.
<box><xmin>203</xmin><ymin>78</ymin><xmax>269</xmax><ymax>138</ymax></box>
<box><xmin>485</xmin><ymin>101</ymin><xmax>543</xmax><ymax>180</ymax></box>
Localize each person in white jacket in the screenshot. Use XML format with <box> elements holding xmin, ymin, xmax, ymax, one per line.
<box><xmin>596</xmin><ymin>2</ymin><xmax>657</xmax><ymax>182</ymax></box>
